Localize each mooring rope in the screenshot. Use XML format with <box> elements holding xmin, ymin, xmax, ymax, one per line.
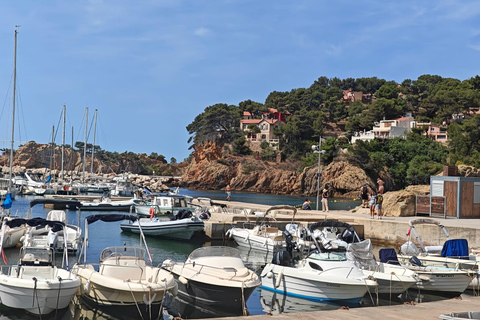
<box><xmin>32</xmin><ymin>277</ymin><xmax>42</xmax><ymax>319</ymax></box>
<box><xmin>54</xmin><ymin>276</ymin><xmax>63</xmax><ymax>320</ymax></box>
<box><xmin>241</xmin><ymin>281</ymin><xmax>247</xmax><ymax>316</ymax></box>
<box><xmin>126</xmin><ymin>280</ymin><xmax>145</xmax><ymax>320</ymax></box>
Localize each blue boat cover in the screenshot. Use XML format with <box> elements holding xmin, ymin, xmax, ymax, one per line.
<box><xmin>441</xmin><ymin>239</ymin><xmax>469</xmax><ymax>258</ymax></box>
<box><xmin>378</xmin><ymin>248</ymin><xmax>400</xmax><ymax>265</ymax></box>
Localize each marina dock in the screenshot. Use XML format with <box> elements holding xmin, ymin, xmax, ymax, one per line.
<box><xmin>201</xmin><ymin>199</ymin><xmax>480</xmax><ymax>249</ymax></box>
<box><xmin>214</xmin><ymin>295</ymin><xmax>480</xmax><ymax>320</ymax></box>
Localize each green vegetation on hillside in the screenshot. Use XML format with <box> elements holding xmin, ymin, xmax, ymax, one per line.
<box><xmin>186</xmin><ymin>75</ymin><xmax>480</xmax><ymax>190</ymax></box>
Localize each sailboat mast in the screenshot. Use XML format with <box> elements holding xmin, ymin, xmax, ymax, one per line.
<box><xmin>8</xmin><ymin>29</ymin><xmax>18</xmax><ymax>194</ymax></box>
<box><xmin>83</xmin><ymin>107</ymin><xmax>88</xmax><ymax>182</ymax></box>
<box><xmin>61</xmin><ymin>104</ymin><xmax>66</xmax><ymax>181</ymax></box>
<box><xmin>90</xmin><ymin>109</ymin><xmax>97</xmax><ymax>176</ymax></box>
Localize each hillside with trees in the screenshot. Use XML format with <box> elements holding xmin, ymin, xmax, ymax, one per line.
<box><xmin>185</xmin><ymin>74</ymin><xmax>480</xmax><ymax>193</ymax></box>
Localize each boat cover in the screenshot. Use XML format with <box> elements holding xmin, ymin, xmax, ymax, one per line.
<box><xmin>309</xmin><ymin>220</ymin><xmax>356</xmax><ymax>233</ymax></box>
<box><xmin>29</xmin><ymin>198</ymin><xmax>82</xmax><ymax>209</ymax></box>
<box><xmin>86</xmin><ymin>214</ymin><xmax>137</xmax><ymax>225</ymax></box>
<box><xmin>346</xmin><ymin>239</ymin><xmax>376</xmax><ymax>268</ymax></box>
<box><xmin>5</xmin><ymin>217</ymin><xmax>65</xmax><ymax>232</ymax></box>
<box><xmin>441</xmin><ymin>239</ymin><xmax>469</xmax><ymax>258</ymax></box>
<box><xmin>378</xmin><ymin>248</ymin><xmax>400</xmax><ymax>265</ymax></box>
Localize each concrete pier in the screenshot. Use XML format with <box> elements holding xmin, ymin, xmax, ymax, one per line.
<box><xmin>200</xmin><ymin>199</ymin><xmax>480</xmax><ymax>249</ymax></box>
<box><xmin>214</xmin><ymin>295</ymin><xmax>480</xmax><ymax>320</ymax></box>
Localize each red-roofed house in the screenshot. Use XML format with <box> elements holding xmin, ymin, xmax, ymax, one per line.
<box><xmin>240</xmin><ymin>108</ymin><xmax>289</xmax><ymax>150</ymax></box>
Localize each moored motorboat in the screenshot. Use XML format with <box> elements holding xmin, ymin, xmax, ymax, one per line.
<box><xmin>260</xmin><ymin>223</ymin><xmax>377</xmax><ymax>303</ymax></box>
<box><xmin>0</xmin><ymin>217</ymin><xmax>80</xmax><ymax>315</ymax></box>
<box><xmin>80</xmin><ymin>191</ymin><xmax>134</xmax><ymax>211</ymax></box>
<box><xmin>72</xmin><ymin>214</ymin><xmax>177</xmax><ymax>317</ymax></box>
<box><xmin>226</xmin><ymin>205</ymin><xmax>308</xmax><ymax>253</ymax></box>
<box><xmin>120</xmin><ymin>215</ymin><xmax>205</xmax><ymax>240</ymax></box>
<box><xmin>346</xmin><ymin>240</ymin><xmax>419</xmax><ymax>295</ymax></box>
<box><xmin>133</xmin><ymin>194</ymin><xmax>193</xmax><ymax>217</ymax></box>
<box><xmin>162</xmin><ymin>246</ymin><xmax>260</xmax><ymax>315</ymax></box>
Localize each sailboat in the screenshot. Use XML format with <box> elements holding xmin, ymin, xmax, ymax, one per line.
<box><xmin>0</xmin><ymin>28</ymin><xmax>28</xmax><ymax>249</ymax></box>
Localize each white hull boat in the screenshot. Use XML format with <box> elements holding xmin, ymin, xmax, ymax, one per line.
<box><xmin>261</xmin><ymin>252</ymin><xmax>377</xmax><ymax>303</ymax></box>
<box><xmin>72</xmin><ymin>214</ymin><xmax>177</xmax><ymax>315</ymax></box>
<box><xmin>346</xmin><ymin>240</ymin><xmax>419</xmax><ymax>295</ymax></box>
<box><xmin>0</xmin><ymin>217</ymin><xmax>80</xmax><ymax>315</ymax></box>
<box><xmin>80</xmin><ymin>197</ymin><xmax>134</xmax><ymax>211</ymax></box>
<box><xmin>226</xmin><ymin>205</ymin><xmax>311</xmax><ymax>253</ymax></box>
<box><xmin>120</xmin><ymin>216</ymin><xmax>204</xmax><ymax>240</ymax></box>
<box><xmin>133</xmin><ymin>195</ymin><xmax>192</xmax><ymax>217</ymax></box>
<box><xmin>162</xmin><ymin>246</ymin><xmax>260</xmax><ymax>314</ymax></box>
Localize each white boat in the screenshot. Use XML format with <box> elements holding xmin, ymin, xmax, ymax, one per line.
<box><xmin>261</xmin><ymin>250</ymin><xmax>377</xmax><ymax>303</ymax></box>
<box><xmin>260</xmin><ymin>221</ymin><xmax>377</xmax><ymax>303</ymax></box>
<box><xmin>397</xmin><ymin>218</ymin><xmax>480</xmax><ymax>290</ymax></box>
<box><xmin>0</xmin><ymin>216</ymin><xmax>28</xmax><ymax>249</ymax></box>
<box><xmin>23</xmin><ymin>199</ymin><xmax>83</xmax><ymax>253</ymax></box>
<box><xmin>162</xmin><ymin>246</ymin><xmax>260</xmax><ymax>314</ymax></box>
<box><xmin>110</xmin><ymin>174</ymin><xmax>135</xmax><ymax>197</ymax></box>
<box><xmin>120</xmin><ymin>215</ymin><xmax>205</xmax><ymax>240</ymax></box>
<box><xmin>0</xmin><ymin>217</ymin><xmax>80</xmax><ymax>315</ymax></box>
<box><xmin>346</xmin><ymin>239</ymin><xmax>419</xmax><ymax>295</ymax></box>
<box><xmin>382</xmin><ymin>248</ymin><xmax>471</xmax><ymax>294</ymax></box>
<box><xmin>80</xmin><ymin>191</ymin><xmax>134</xmax><ymax>211</ymax></box>
<box><xmin>133</xmin><ymin>194</ymin><xmax>193</xmax><ymax>217</ymax></box>
<box><xmin>72</xmin><ymin>214</ymin><xmax>177</xmax><ymax>317</ymax></box>
<box><xmin>399</xmin><ymin>218</ymin><xmax>480</xmax><ymax>266</ymax></box>
<box><xmin>226</xmin><ymin>205</ymin><xmax>308</xmax><ymax>253</ymax></box>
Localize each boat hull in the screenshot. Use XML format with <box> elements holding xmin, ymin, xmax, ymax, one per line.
<box><xmin>228</xmin><ymin>228</ymin><xmax>282</xmax><ymax>253</ymax></box>
<box><xmin>73</xmin><ymin>263</ymin><xmax>177</xmax><ymax>308</ymax></box>
<box><xmin>0</xmin><ymin>268</ymin><xmax>80</xmax><ymax>315</ymax></box>
<box><xmin>261</xmin><ymin>263</ymin><xmax>374</xmax><ymax>303</ymax></box>
<box><xmin>173</xmin><ymin>274</ymin><xmax>256</xmax><ymax>312</ymax></box>
<box><xmin>120</xmin><ymin>218</ymin><xmax>204</xmax><ymax>240</ymax></box>
<box><xmin>413</xmin><ymin>269</ymin><xmax>471</xmax><ymax>293</ymax></box>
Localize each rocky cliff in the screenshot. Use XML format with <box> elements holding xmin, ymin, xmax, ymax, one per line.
<box><xmin>0</xmin><ymin>141</ymin><xmax>170</xmax><ymax>176</ymax></box>
<box><xmin>179</xmin><ymin>141</ymin><xmax>390</xmax><ymax>197</ymax></box>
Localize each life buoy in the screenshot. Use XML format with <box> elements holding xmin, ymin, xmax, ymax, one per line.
<box><xmin>149</xmin><ymin>207</ymin><xmax>155</xmax><ymax>219</ymax></box>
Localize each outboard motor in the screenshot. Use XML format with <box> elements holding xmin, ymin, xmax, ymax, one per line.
<box><xmin>271</xmin><ymin>250</ymin><xmax>292</xmax><ymax>266</ymax></box>
<box><xmin>409</xmin><ymin>256</ymin><xmax>423</xmax><ymax>267</ymax></box>
<box><xmin>340</xmin><ymin>228</ymin><xmax>355</xmax><ymax>243</ymax></box>
<box><xmin>282</xmin><ymin>230</ymin><xmax>298</xmax><ymax>255</ymax></box>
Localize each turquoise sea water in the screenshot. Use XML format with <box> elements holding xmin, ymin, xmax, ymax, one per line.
<box><xmin>0</xmin><ymin>192</ymin><xmax>472</xmax><ymax>319</ymax></box>
<box><xmin>178</xmin><ymin>188</ymin><xmax>361</xmax><ymax>211</ymax></box>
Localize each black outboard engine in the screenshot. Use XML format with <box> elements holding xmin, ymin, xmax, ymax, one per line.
<box><xmin>271</xmin><ymin>250</ymin><xmax>291</xmax><ymax>266</ymax></box>
<box><xmin>282</xmin><ymin>230</ymin><xmax>298</xmax><ymax>255</ymax></box>
<box><xmin>340</xmin><ymin>228</ymin><xmax>355</xmax><ymax>243</ymax></box>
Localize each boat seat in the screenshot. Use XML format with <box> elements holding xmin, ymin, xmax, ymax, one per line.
<box><xmin>264</xmin><ymin>227</ymin><xmax>279</xmax><ymax>234</ymax></box>
<box><xmin>100</xmin><ymin>263</ymin><xmax>144</xmax><ymax>281</ymax></box>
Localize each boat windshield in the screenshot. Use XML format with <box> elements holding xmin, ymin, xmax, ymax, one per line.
<box><xmin>100</xmin><ymin>246</ymin><xmax>146</xmax><ymax>262</ymax></box>
<box><xmin>189</xmin><ymin>246</ymin><xmax>241</xmax><ymax>260</ymax></box>
<box><xmin>20</xmin><ymin>247</ymin><xmax>53</xmax><ymax>266</ymax></box>
<box><xmin>309</xmin><ymin>252</ymin><xmax>347</xmax><ymax>261</ymax></box>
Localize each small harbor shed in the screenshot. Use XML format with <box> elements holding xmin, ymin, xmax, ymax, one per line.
<box><xmin>430</xmin><ymin>174</ymin><xmax>480</xmax><ymax>218</ymax></box>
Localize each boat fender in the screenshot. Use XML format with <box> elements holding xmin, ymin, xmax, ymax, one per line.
<box><xmin>225</xmin><ymin>229</ymin><xmax>232</xmax><ymax>239</ymax></box>
<box><xmin>266</xmin><ymin>271</ymin><xmax>273</xmax><ymax>279</ymax></box>
<box><xmin>143</xmin><ymin>293</ymin><xmax>157</xmax><ymax>305</ymax></box>
<box><xmin>274</xmin><ymin>271</ymin><xmax>284</xmax><ymax>288</ymax></box>
<box><xmin>170</xmin><ymin>283</ymin><xmax>178</xmax><ymax>296</ymax></box>
<box><xmin>178</xmin><ymin>276</ymin><xmax>188</xmax><ymax>286</ymax></box>
<box><xmin>149</xmin><ymin>207</ymin><xmax>155</xmax><ymax>219</ymax></box>
<box><xmin>418</xmin><ymin>275</ymin><xmax>430</xmax><ymax>282</ymax></box>
<box><xmin>85</xmin><ymin>280</ymin><xmax>91</xmax><ymax>295</ymax></box>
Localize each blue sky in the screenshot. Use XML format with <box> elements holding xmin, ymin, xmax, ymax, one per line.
<box><xmin>0</xmin><ymin>1</ymin><xmax>479</xmax><ymax>162</ymax></box>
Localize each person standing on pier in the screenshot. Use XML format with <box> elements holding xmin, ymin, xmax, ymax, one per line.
<box><xmin>376</xmin><ymin>178</ymin><xmax>385</xmax><ymax>219</ymax></box>
<box><xmin>226</xmin><ymin>184</ymin><xmax>231</xmax><ymax>201</ymax></box>
<box><xmin>359</xmin><ymin>183</ymin><xmax>369</xmax><ymax>208</ymax></box>
<box><xmin>321</xmin><ymin>189</ymin><xmax>329</xmax><ymax>212</ymax></box>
